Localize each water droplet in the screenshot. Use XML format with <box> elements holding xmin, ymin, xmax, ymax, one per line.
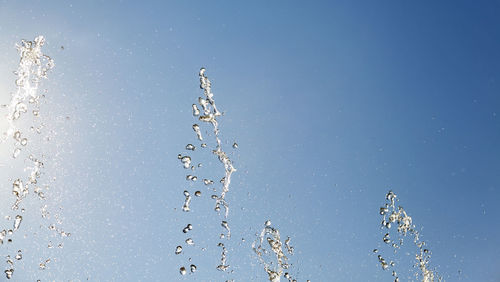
<box><xmin>201</xmin><ymin>143</ymin><xmax>207</xmax><ymax>148</ymax></box>
<box><xmin>39</xmin><ymin>258</ymin><xmax>50</xmax><ymax>270</ymax></box>
<box><xmin>6</xmin><ymin>257</ymin><xmax>13</xmax><ymax>266</ymax></box>
<box><xmin>0</xmin><ymin>230</ymin><xmax>6</xmax><ymax>244</ymax></box>
<box><xmin>232</xmin><ymin>142</ymin><xmax>238</xmax><ymax>148</ymax></box>
<box><xmin>20</xmin><ymin>138</ymin><xmax>27</xmax><ymax>146</ymax></box>
<box><xmin>186</xmin><ymin>238</ymin><xmax>194</xmax><ymax>245</ymax></box>
<box><xmin>198</xmin><ymin>97</ymin><xmax>210</xmax><ymax>115</ymax></box>
<box><xmin>192</xmin><ymin>124</ymin><xmax>203</xmax><ymax>141</ymax></box>
<box><xmin>380</xmin><ymin>206</ymin><xmax>389</xmax><ymax>215</ymax></box>
<box><xmin>194</xmin><ymin>191</ymin><xmax>201</xmax><ymax>197</ymax></box>
<box><xmin>190</xmin><ymin>264</ymin><xmax>197</xmax><ymax>272</ymax></box>
<box><xmin>183</xmin><ymin>224</ymin><xmax>193</xmax><ymax>233</ymax></box>
<box><xmin>285</xmin><ymin>236</ymin><xmax>294</xmax><ymax>254</ymax></box>
<box><xmin>4</xmin><ymin>269</ymin><xmax>13</xmax><ymax>279</ymax></box>
<box><xmin>180</xmin><ymin>156</ymin><xmax>191</xmax><ymax>169</ymax></box>
<box><xmin>182</xmin><ymin>190</ymin><xmax>192</xmax><ymax>212</ymax></box>
<box><xmin>199</xmin><ymin>114</ymin><xmax>214</xmax><ymax>122</ymax></box>
<box><xmin>221</xmin><ymin>221</ymin><xmax>231</xmax><ymax>239</ymax></box>
<box><xmin>179</xmin><ymin>266</ymin><xmax>187</xmax><ymax>275</ymax></box>
<box><xmin>12</xmin><ymin>179</ymin><xmax>23</xmax><ymax>197</ymax></box>
<box><xmin>192</xmin><ymin>104</ymin><xmax>200</xmax><ymax>116</ymax></box>
<box><xmin>15</xmin><ymin>250</ymin><xmax>22</xmax><ymax>260</ymax></box>
<box><xmin>175</xmin><ymin>246</ymin><xmax>182</xmax><ymax>255</ymax></box>
<box><xmin>383</xmin><ymin>233</ymin><xmax>391</xmax><ymax>244</ymax></box>
<box><xmin>13</xmin><ymin>215</ymin><xmax>22</xmax><ymax>231</ymax></box>
<box><xmin>203</xmin><ymin>179</ymin><xmax>214</xmax><ymax>185</ymax></box>
<box><xmin>186</xmin><ymin>144</ymin><xmax>195</xmax><ymax>151</ymax></box>
<box><xmin>12</xmin><ymin>148</ymin><xmax>21</xmax><ymax>158</ymax></box>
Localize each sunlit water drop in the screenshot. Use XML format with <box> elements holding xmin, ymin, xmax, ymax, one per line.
<box><xmin>4</xmin><ymin>269</ymin><xmax>13</xmax><ymax>279</ymax></box>
<box><xmin>221</xmin><ymin>220</ymin><xmax>230</xmax><ymax>239</ymax></box>
<box><xmin>192</xmin><ymin>104</ymin><xmax>200</xmax><ymax>117</ymax></box>
<box><xmin>13</xmin><ymin>215</ymin><xmax>22</xmax><ymax>231</ymax></box>
<box><xmin>182</xmin><ymin>190</ymin><xmax>192</xmax><ymax>212</ymax></box>
<box><xmin>180</xmin><ymin>155</ymin><xmax>192</xmax><ymax>169</ymax></box>
<box><xmin>180</xmin><ymin>266</ymin><xmax>187</xmax><ymax>275</ymax></box>
<box><xmin>175</xmin><ymin>246</ymin><xmax>183</xmax><ymax>255</ymax></box>
<box><xmin>192</xmin><ymin>124</ymin><xmax>203</xmax><ymax>141</ymax></box>
<box><xmin>190</xmin><ymin>264</ymin><xmax>197</xmax><ymax>273</ymax></box>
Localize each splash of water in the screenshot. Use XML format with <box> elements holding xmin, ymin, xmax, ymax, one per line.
<box><xmin>176</xmin><ymin>68</ymin><xmax>237</xmax><ymax>275</ymax></box>
<box><xmin>376</xmin><ymin>190</ymin><xmax>441</xmax><ymax>282</ymax></box>
<box><xmin>252</xmin><ymin>220</ymin><xmax>296</xmax><ymax>282</ymax></box>
<box><xmin>2</xmin><ymin>36</ymin><xmax>53</xmax><ymax>142</ymax></box>
<box><xmin>198</xmin><ymin>68</ymin><xmax>237</xmax><ymax>218</ymax></box>
<box><xmin>1</xmin><ymin>36</ymin><xmax>68</xmax><ymax>280</ymax></box>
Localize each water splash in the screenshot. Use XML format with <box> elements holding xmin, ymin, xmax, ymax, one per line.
<box><xmin>176</xmin><ymin>68</ymin><xmax>237</xmax><ymax>276</ymax></box>
<box><xmin>2</xmin><ymin>36</ymin><xmax>54</xmax><ymax>142</ymax></box>
<box><xmin>198</xmin><ymin>68</ymin><xmax>236</xmax><ymax>218</ymax></box>
<box><xmin>1</xmin><ymin>36</ymin><xmax>68</xmax><ymax>280</ymax></box>
<box><xmin>252</xmin><ymin>220</ymin><xmax>296</xmax><ymax>282</ymax></box>
<box><xmin>376</xmin><ymin>190</ymin><xmax>441</xmax><ymax>282</ymax></box>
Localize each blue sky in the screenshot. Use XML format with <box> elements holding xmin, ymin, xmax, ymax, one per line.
<box><xmin>0</xmin><ymin>1</ymin><xmax>499</xmax><ymax>281</ymax></box>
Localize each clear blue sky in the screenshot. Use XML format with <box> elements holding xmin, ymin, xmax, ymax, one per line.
<box><xmin>0</xmin><ymin>1</ymin><xmax>499</xmax><ymax>281</ymax></box>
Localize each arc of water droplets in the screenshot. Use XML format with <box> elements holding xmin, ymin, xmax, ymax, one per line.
<box><xmin>197</xmin><ymin>68</ymin><xmax>237</xmax><ymax>218</ymax></box>
<box><xmin>197</xmin><ymin>68</ymin><xmax>237</xmax><ymax>273</ymax></box>
<box><xmin>1</xmin><ymin>36</ymin><xmax>52</xmax><ymax>279</ymax></box>
<box><xmin>252</xmin><ymin>221</ymin><xmax>296</xmax><ymax>282</ymax></box>
<box><xmin>1</xmin><ymin>36</ymin><xmax>68</xmax><ymax>280</ymax></box>
<box><xmin>376</xmin><ymin>191</ymin><xmax>441</xmax><ymax>282</ymax></box>
<box><xmin>177</xmin><ymin>68</ymin><xmax>237</xmax><ymax>275</ymax></box>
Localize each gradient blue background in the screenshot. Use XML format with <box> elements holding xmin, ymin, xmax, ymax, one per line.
<box><xmin>0</xmin><ymin>1</ymin><xmax>499</xmax><ymax>281</ymax></box>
